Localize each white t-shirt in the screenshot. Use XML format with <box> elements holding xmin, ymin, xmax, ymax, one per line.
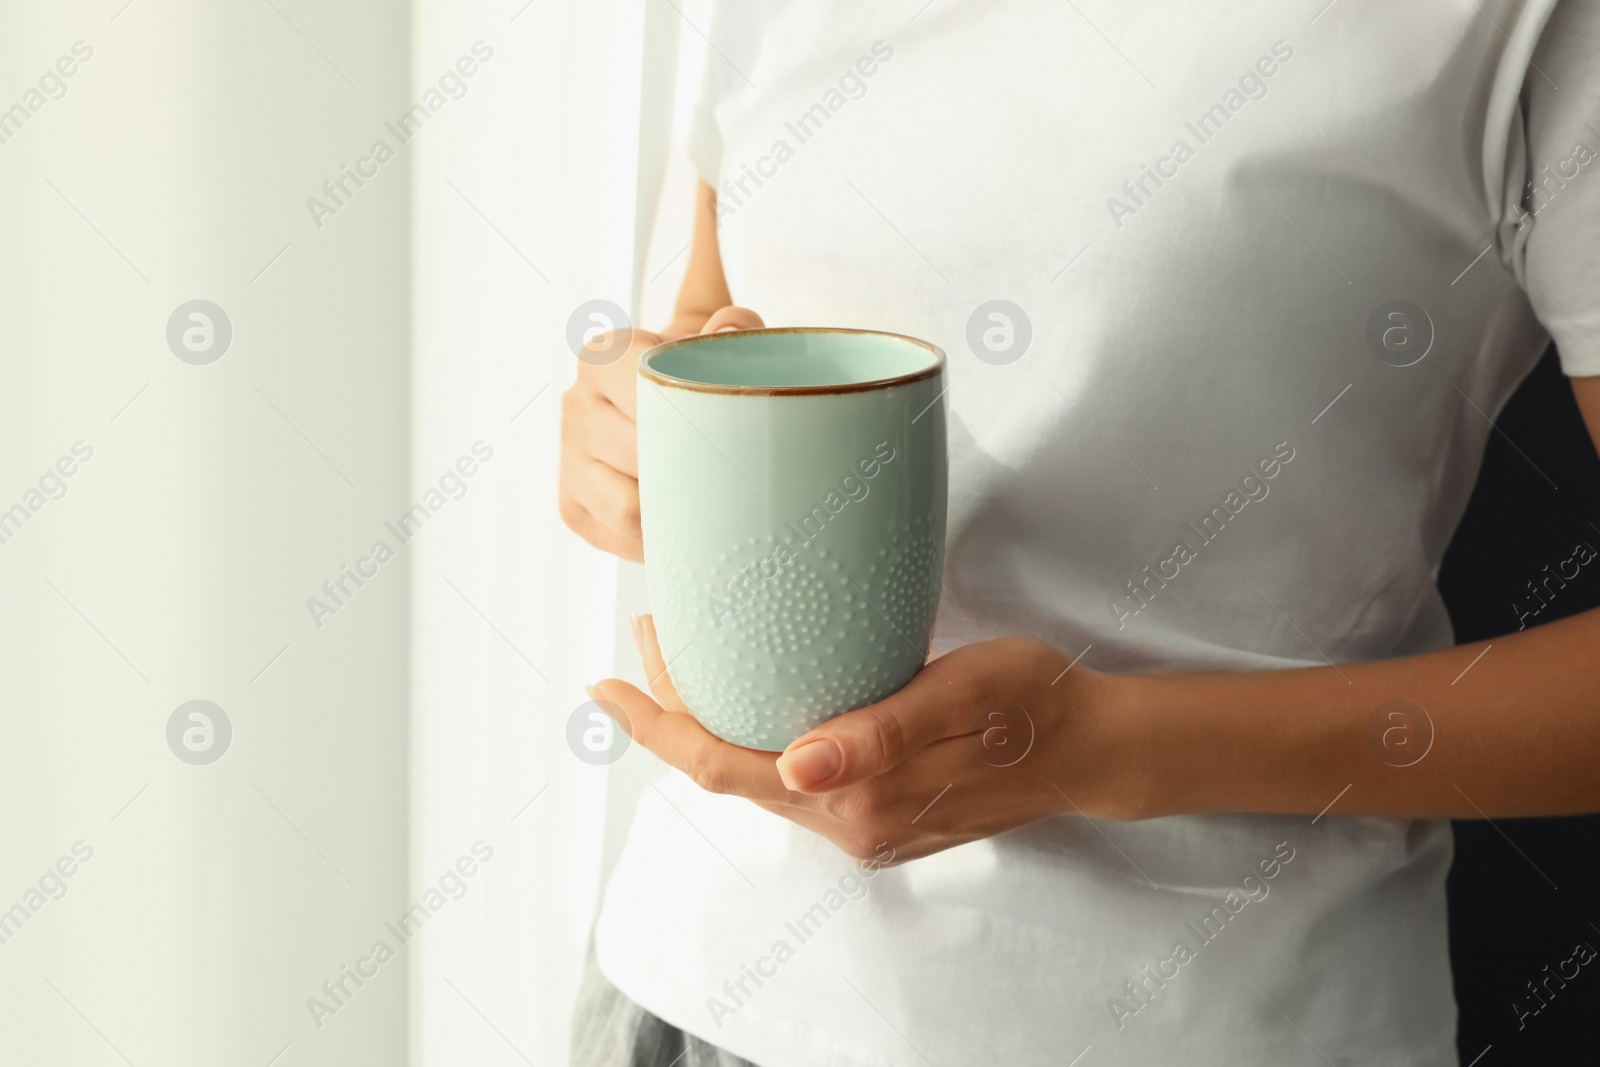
<box><xmin>596</xmin><ymin>2</ymin><xmax>1600</xmax><ymax>1064</ymax></box>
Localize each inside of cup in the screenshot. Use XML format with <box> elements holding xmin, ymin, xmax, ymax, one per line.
<box><xmin>646</xmin><ymin>330</ymin><xmax>937</xmax><ymax>388</ymax></box>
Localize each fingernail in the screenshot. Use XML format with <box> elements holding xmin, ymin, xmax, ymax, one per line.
<box><xmin>715</xmin><ymin>325</ymin><xmax>740</xmax><ymax>332</ymax></box>
<box><xmin>585</xmin><ymin>684</ymin><xmax>603</xmax><ymax>702</ymax></box>
<box><xmin>628</xmin><ymin>614</ymin><xmax>642</xmax><ymax>644</ymax></box>
<box><xmin>777</xmin><ymin>739</ymin><xmax>842</xmax><ymax>791</ymax></box>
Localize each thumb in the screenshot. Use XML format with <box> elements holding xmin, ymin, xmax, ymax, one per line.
<box><xmin>775</xmin><ymin>664</ymin><xmax>966</xmax><ymax>793</ymax></box>
<box><xmin>700</xmin><ymin>306</ymin><xmax>765</xmax><ymax>334</ymax></box>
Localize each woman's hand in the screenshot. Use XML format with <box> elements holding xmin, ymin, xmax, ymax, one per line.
<box><xmin>558</xmin><ymin>308</ymin><xmax>764</xmax><ymax>561</ymax></box>
<box><xmin>589</xmin><ymin>617</ymin><xmax>1146</xmax><ymax>863</ymax></box>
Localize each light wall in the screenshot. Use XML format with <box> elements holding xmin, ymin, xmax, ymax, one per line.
<box><xmin>0</xmin><ymin>2</ymin><xmax>410</xmax><ymax>1064</ymax></box>
<box><xmin>0</xmin><ymin>1</ymin><xmax>697</xmax><ymax>1062</ymax></box>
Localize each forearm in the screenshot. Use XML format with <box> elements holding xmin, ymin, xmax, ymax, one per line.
<box><xmin>1123</xmin><ymin>607</ymin><xmax>1600</xmax><ymax>820</ymax></box>
<box><xmin>661</xmin><ymin>179</ymin><xmax>731</xmax><ymax>340</ymax></box>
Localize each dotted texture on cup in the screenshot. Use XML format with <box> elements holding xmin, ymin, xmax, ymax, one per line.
<box><xmin>653</xmin><ymin>517</ymin><xmax>943</xmax><ymax>751</ymax></box>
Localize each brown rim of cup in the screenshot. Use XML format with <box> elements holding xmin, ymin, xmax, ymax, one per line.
<box><xmin>637</xmin><ymin>326</ymin><xmax>947</xmax><ymax>397</ymax></box>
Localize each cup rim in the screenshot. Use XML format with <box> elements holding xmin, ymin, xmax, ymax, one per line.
<box><xmin>637</xmin><ymin>327</ymin><xmax>946</xmax><ymax>396</ymax></box>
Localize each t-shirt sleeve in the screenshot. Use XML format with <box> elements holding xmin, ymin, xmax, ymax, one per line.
<box><xmin>1519</xmin><ymin>0</ymin><xmax>1600</xmax><ymax>377</ymax></box>
<box><xmin>683</xmin><ymin>18</ymin><xmax>726</xmax><ymax>187</ymax></box>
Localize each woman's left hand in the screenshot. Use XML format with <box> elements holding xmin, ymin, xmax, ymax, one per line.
<box><xmin>589</xmin><ymin>616</ymin><xmax>1146</xmax><ymax>863</ymax></box>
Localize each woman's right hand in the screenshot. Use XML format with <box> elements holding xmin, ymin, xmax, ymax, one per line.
<box><xmin>558</xmin><ymin>306</ymin><xmax>764</xmax><ymax>561</ymax></box>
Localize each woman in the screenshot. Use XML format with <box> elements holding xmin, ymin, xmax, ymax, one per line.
<box><xmin>561</xmin><ymin>2</ymin><xmax>1600</xmax><ymax>1063</ymax></box>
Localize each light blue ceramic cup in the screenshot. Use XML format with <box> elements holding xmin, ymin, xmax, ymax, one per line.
<box><xmin>637</xmin><ymin>328</ymin><xmax>948</xmax><ymax>751</ymax></box>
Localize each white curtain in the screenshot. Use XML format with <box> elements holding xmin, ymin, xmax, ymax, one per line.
<box><xmin>408</xmin><ymin>0</ymin><xmax>698</xmax><ymax>1064</ymax></box>
<box><xmin>1</xmin><ymin>0</ymin><xmax>697</xmax><ymax>1063</ymax></box>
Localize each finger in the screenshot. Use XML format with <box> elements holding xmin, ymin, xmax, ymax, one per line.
<box><xmin>586</xmin><ymin>328</ymin><xmax>661</xmax><ymax>420</ymax></box>
<box><xmin>577</xmin><ymin>326</ymin><xmax>637</xmax><ymax>370</ymax></box>
<box><xmin>775</xmin><ymin>661</ymin><xmax>971</xmax><ymax>793</ymax></box>
<box><xmin>568</xmin><ymin>509</ymin><xmax>644</xmax><ymax>562</ymax></box>
<box><xmin>557</xmin><ymin>497</ymin><xmax>643</xmax><ymax>562</ymax></box>
<box><xmin>631</xmin><ymin>614</ymin><xmax>688</xmax><ymax>713</ymax></box>
<box><xmin>699</xmin><ymin>306</ymin><xmax>765</xmax><ymax>334</ymax></box>
<box><xmin>570</xmin><ymin>388</ymin><xmax>639</xmax><ymax>477</ymax></box>
<box><xmin>591</xmin><ymin>679</ymin><xmax>795</xmax><ymax>803</ymax></box>
<box><xmin>565</xmin><ymin>454</ymin><xmax>640</xmax><ymax>540</ymax></box>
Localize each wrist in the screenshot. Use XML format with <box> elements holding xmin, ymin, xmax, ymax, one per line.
<box><xmin>1094</xmin><ymin>670</ymin><xmax>1163</xmax><ymax>821</ymax></box>
<box><xmin>1040</xmin><ymin>663</ymin><xmax>1162</xmax><ymax>823</ymax></box>
<box><xmin>1100</xmin><ymin>667</ymin><xmax>1365</xmax><ymax>821</ymax></box>
<box><xmin>1100</xmin><ymin>672</ymin><xmax>1240</xmax><ymax>821</ymax></box>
